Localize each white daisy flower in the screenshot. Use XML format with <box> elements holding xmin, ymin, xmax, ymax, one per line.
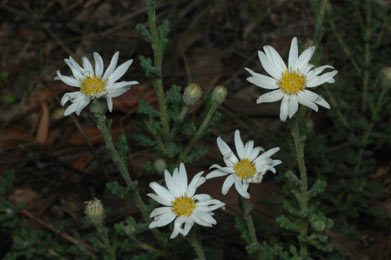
<box><xmin>148</xmin><ymin>163</ymin><xmax>225</xmax><ymax>239</ymax></box>
<box><xmin>55</xmin><ymin>51</ymin><xmax>139</xmax><ymax>116</ymax></box>
<box><xmin>245</xmin><ymin>37</ymin><xmax>338</xmax><ymax>122</ymax></box>
<box><xmin>206</xmin><ymin>130</ymin><xmax>281</xmax><ymax>199</ymax></box>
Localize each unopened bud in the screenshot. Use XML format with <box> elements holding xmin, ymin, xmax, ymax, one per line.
<box><xmin>211</xmin><ymin>85</ymin><xmax>227</xmax><ymax>105</ymax></box>
<box><xmin>381</xmin><ymin>67</ymin><xmax>391</xmax><ymax>89</ymax></box>
<box><xmin>85</xmin><ymin>198</ymin><xmax>104</xmax><ymax>226</ymax></box>
<box><xmin>183</xmin><ymin>83</ymin><xmax>202</xmax><ymax>106</ymax></box>
<box><xmin>154</xmin><ymin>159</ymin><xmax>167</xmax><ymax>174</ymax></box>
<box><xmin>311</xmin><ymin>219</ymin><xmax>326</xmax><ymax>232</ymax></box>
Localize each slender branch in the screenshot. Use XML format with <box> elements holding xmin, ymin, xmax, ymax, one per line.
<box><xmin>187</xmin><ymin>228</ymin><xmax>206</xmax><ymax>260</ymax></box>
<box><xmin>146</xmin><ymin>0</ymin><xmax>170</xmax><ymax>136</ymax></box>
<box><xmin>290</xmin><ymin>118</ymin><xmax>309</xmax><ymax>252</ymax></box>
<box><xmin>240</xmin><ymin>197</ymin><xmax>262</xmax><ymax>259</ymax></box>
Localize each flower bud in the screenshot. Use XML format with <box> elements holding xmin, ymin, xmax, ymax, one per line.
<box><xmin>85</xmin><ymin>198</ymin><xmax>104</xmax><ymax>226</ymax></box>
<box><xmin>154</xmin><ymin>159</ymin><xmax>167</xmax><ymax>174</ymax></box>
<box><xmin>183</xmin><ymin>83</ymin><xmax>202</xmax><ymax>106</ymax></box>
<box><xmin>311</xmin><ymin>219</ymin><xmax>326</xmax><ymax>232</ymax></box>
<box><xmin>211</xmin><ymin>85</ymin><xmax>227</xmax><ymax>105</ymax></box>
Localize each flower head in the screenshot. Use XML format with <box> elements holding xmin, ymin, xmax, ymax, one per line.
<box><xmin>206</xmin><ymin>130</ymin><xmax>281</xmax><ymax>199</ymax></box>
<box><xmin>245</xmin><ymin>37</ymin><xmax>337</xmax><ymax>121</ymax></box>
<box><xmin>85</xmin><ymin>198</ymin><xmax>104</xmax><ymax>217</ymax></box>
<box><xmin>55</xmin><ymin>52</ymin><xmax>139</xmax><ymax>116</ymax></box>
<box><xmin>148</xmin><ymin>163</ymin><xmax>225</xmax><ymax>239</ymax></box>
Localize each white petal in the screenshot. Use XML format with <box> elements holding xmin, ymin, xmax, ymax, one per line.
<box><xmin>306</xmin><ymin>65</ymin><xmax>334</xmax><ymax>78</ymax></box>
<box><xmin>206</xmin><ymin>169</ymin><xmax>228</xmax><ymax>179</ymax></box>
<box><xmin>258</xmin><ymin>51</ymin><xmax>283</xmax><ymax>79</ymax></box>
<box><xmin>297</xmin><ymin>91</ymin><xmax>318</xmax><ymax>111</ymax></box>
<box><xmin>288</xmin><ymin>95</ymin><xmax>299</xmax><ymax>118</ymax></box>
<box><xmin>93</xmin><ymin>52</ymin><xmax>104</xmax><ymax>78</ymax></box>
<box><xmin>149</xmin><ymin>182</ymin><xmax>175</xmax><ymax>202</ymax></box>
<box><xmin>181</xmin><ymin>220</ymin><xmax>195</xmax><ymax>237</ymax></box>
<box><xmin>108</xmin><ymin>59</ymin><xmax>133</xmax><ymax>83</ymax></box>
<box><xmin>248</xmin><ymin>147</ymin><xmax>264</xmax><ymax>162</ymax></box>
<box><xmin>221</xmin><ymin>174</ymin><xmax>235</xmax><ymax>195</ymax></box>
<box><xmin>193</xmin><ymin>211</ymin><xmax>216</xmax><ymax>226</ymax></box>
<box><xmin>68</xmin><ymin>56</ymin><xmax>85</xmax><ymax>76</ymax></box>
<box><xmin>295</xmin><ymin>46</ymin><xmax>315</xmax><ymax>72</ymax></box>
<box><xmin>178</xmin><ymin>163</ymin><xmax>188</xmax><ymax>196</ymax></box>
<box><xmin>234</xmin><ymin>130</ymin><xmax>245</xmax><ymax>159</ymax></box>
<box><xmin>170</xmin><ymin>216</ymin><xmax>186</xmax><ymax>239</ymax></box>
<box><xmin>243</xmin><ymin>140</ymin><xmax>254</xmax><ymax>159</ymax></box>
<box><xmin>164</xmin><ymin>170</ymin><xmax>177</xmax><ymax>197</ymax></box>
<box><xmin>108</xmin><ymin>81</ymin><xmax>139</xmax><ymax>89</ymax></box>
<box><xmin>82</xmin><ymin>57</ymin><xmax>94</xmax><ymax>75</ymax></box>
<box><xmin>192</xmin><ymin>213</ymin><xmax>212</xmax><ymax>227</ymax></box>
<box><xmin>193</xmin><ymin>194</ymin><xmax>212</xmax><ymax>201</ymax></box>
<box><xmin>106</xmin><ymin>87</ymin><xmax>129</xmax><ymax>98</ymax></box>
<box><xmin>256</xmin><ymin>147</ymin><xmax>280</xmax><ymax>162</ymax></box>
<box><xmin>256</xmin><ymin>89</ymin><xmax>284</xmax><ymax>104</ymax></box>
<box><xmin>105</xmin><ymin>96</ymin><xmax>113</xmax><ymax>112</ymax></box>
<box><xmin>280</xmin><ymin>95</ymin><xmax>289</xmax><ymax>122</ymax></box>
<box><xmin>64</xmin><ymin>103</ymin><xmax>78</xmax><ymax>116</ymax></box>
<box><xmin>147</xmin><ymin>193</ymin><xmax>172</xmax><ymax>206</ymax></box>
<box><xmin>217</xmin><ymin>136</ymin><xmax>239</xmax><ymax>167</ymax></box>
<box><xmin>263</xmin><ymin>46</ymin><xmax>287</xmax><ymax>73</ymax></box>
<box><xmin>64</xmin><ymin>58</ymin><xmax>83</xmax><ymax>80</ymax></box>
<box><xmin>234</xmin><ymin>178</ymin><xmax>250</xmax><ymax>198</ymax></box>
<box><xmin>75</xmin><ymin>96</ymin><xmax>91</xmax><ymax>115</ymax></box>
<box><xmin>187</xmin><ymin>171</ymin><xmax>204</xmax><ymax>197</ymax></box>
<box><xmin>314</xmin><ymin>94</ymin><xmax>330</xmax><ymax>109</ymax></box>
<box><xmin>149</xmin><ymin>212</ymin><xmax>176</xmax><ymax>228</ymax></box>
<box><xmin>246</xmin><ymin>75</ymin><xmax>279</xmax><ymax>89</ymax></box>
<box><xmin>196</xmin><ymin>199</ymin><xmax>225</xmax><ymax>211</ymax></box>
<box><xmin>150</xmin><ymin>206</ymin><xmax>172</xmax><ymax>218</ymax></box>
<box><xmin>102</xmin><ymin>52</ymin><xmax>119</xmax><ymax>81</ymax></box>
<box><xmin>288</xmin><ymin>37</ymin><xmax>298</xmax><ymax>70</ymax></box>
<box><xmin>56</xmin><ymin>71</ymin><xmax>80</xmax><ymax>87</ymax></box>
<box><xmin>306</xmin><ymin>70</ymin><xmax>338</xmax><ymax>88</ymax></box>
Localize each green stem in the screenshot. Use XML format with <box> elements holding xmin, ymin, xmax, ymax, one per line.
<box><xmin>187</xmin><ymin>228</ymin><xmax>206</xmax><ymax>260</ymax></box>
<box><xmin>178</xmin><ymin>102</ymin><xmax>218</xmax><ymax>163</ymax></box>
<box><xmin>94</xmin><ymin>111</ymin><xmax>132</xmax><ymax>186</ymax></box>
<box><xmin>169</xmin><ymin>105</ymin><xmax>189</xmax><ymax>140</ymax></box>
<box><xmin>290</xmin><ymin>117</ymin><xmax>309</xmax><ymax>252</ymax></box>
<box><xmin>90</xmin><ymin>102</ymin><xmax>170</xmax><ymax>257</ymax></box>
<box><xmin>240</xmin><ymin>196</ymin><xmax>262</xmax><ymax>259</ymax></box>
<box><xmin>146</xmin><ymin>0</ymin><xmax>170</xmax><ymax>136</ymax></box>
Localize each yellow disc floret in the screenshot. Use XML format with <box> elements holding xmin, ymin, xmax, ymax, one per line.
<box><xmin>81</xmin><ymin>76</ymin><xmax>106</xmax><ymax>96</ymax></box>
<box><xmin>234</xmin><ymin>159</ymin><xmax>256</xmax><ymax>179</ymax></box>
<box><xmin>172</xmin><ymin>196</ymin><xmax>196</xmax><ymax>217</ymax></box>
<box><xmin>279</xmin><ymin>70</ymin><xmax>305</xmax><ymax>95</ymax></box>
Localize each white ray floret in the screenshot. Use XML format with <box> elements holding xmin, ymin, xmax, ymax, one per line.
<box><xmin>148</xmin><ymin>163</ymin><xmax>225</xmax><ymax>239</ymax></box>
<box><xmin>245</xmin><ymin>37</ymin><xmax>338</xmax><ymax>122</ymax></box>
<box><xmin>55</xmin><ymin>51</ymin><xmax>139</xmax><ymax>116</ymax></box>
<box><xmin>206</xmin><ymin>129</ymin><xmax>281</xmax><ymax>199</ymax></box>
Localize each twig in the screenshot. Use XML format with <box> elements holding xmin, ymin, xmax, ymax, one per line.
<box><xmin>20</xmin><ymin>209</ymin><xmax>98</xmax><ymax>253</ymax></box>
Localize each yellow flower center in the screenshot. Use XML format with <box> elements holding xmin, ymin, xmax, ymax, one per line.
<box><xmin>172</xmin><ymin>196</ymin><xmax>196</xmax><ymax>217</ymax></box>
<box><xmin>81</xmin><ymin>76</ymin><xmax>106</xmax><ymax>96</ymax></box>
<box><xmin>234</xmin><ymin>159</ymin><xmax>256</xmax><ymax>179</ymax></box>
<box><xmin>279</xmin><ymin>70</ymin><xmax>305</xmax><ymax>95</ymax></box>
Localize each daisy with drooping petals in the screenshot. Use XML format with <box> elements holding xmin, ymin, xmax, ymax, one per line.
<box><xmin>245</xmin><ymin>37</ymin><xmax>338</xmax><ymax>122</ymax></box>
<box><xmin>55</xmin><ymin>51</ymin><xmax>139</xmax><ymax>116</ymax></box>
<box><xmin>206</xmin><ymin>130</ymin><xmax>281</xmax><ymax>199</ymax></box>
<box><xmin>148</xmin><ymin>163</ymin><xmax>225</xmax><ymax>239</ymax></box>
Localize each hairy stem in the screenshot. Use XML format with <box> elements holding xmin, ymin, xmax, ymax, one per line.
<box><xmin>291</xmin><ymin>118</ymin><xmax>309</xmax><ymax>252</ymax></box>
<box><xmin>240</xmin><ymin>196</ymin><xmax>262</xmax><ymax>259</ymax></box>
<box><xmin>187</xmin><ymin>228</ymin><xmax>206</xmax><ymax>260</ymax></box>
<box><xmin>146</xmin><ymin>0</ymin><xmax>170</xmax><ymax>136</ymax></box>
